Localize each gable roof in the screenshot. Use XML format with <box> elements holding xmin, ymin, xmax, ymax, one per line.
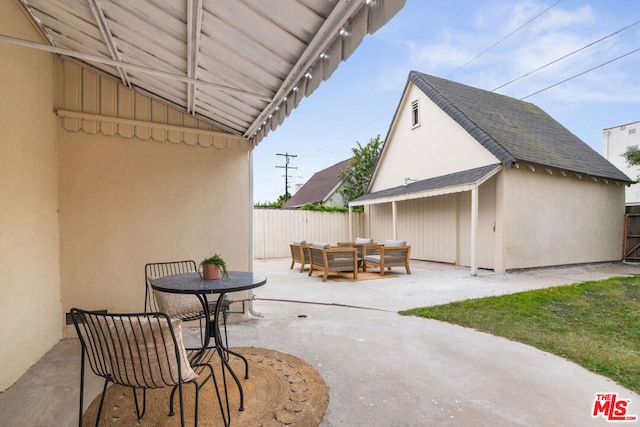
<box><xmin>13</xmin><ymin>0</ymin><xmax>405</xmax><ymax>146</ymax></box>
<box><xmin>408</xmin><ymin>71</ymin><xmax>632</xmax><ymax>183</ymax></box>
<box><xmin>284</xmin><ymin>158</ymin><xmax>352</xmax><ymax>208</ymax></box>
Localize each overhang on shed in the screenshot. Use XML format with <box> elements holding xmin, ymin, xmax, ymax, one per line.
<box><xmin>349</xmin><ymin>164</ymin><xmax>502</xmax><ymax>275</ymax></box>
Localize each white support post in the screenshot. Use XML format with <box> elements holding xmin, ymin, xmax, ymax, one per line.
<box><xmin>471</xmin><ymin>187</ymin><xmax>478</xmax><ymax>276</ymax></box>
<box><xmin>392</xmin><ymin>201</ymin><xmax>398</xmax><ymax>240</ymax></box>
<box><xmin>348</xmin><ymin>205</ymin><xmax>353</xmax><ymax>241</ymax></box>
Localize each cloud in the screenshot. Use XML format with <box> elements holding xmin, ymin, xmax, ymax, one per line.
<box><xmin>401</xmin><ymin>1</ymin><xmax>638</xmax><ymax>103</ymax></box>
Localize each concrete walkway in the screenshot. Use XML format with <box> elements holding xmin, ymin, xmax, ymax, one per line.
<box><xmin>239</xmin><ymin>259</ymin><xmax>640</xmax><ymax>426</ymax></box>
<box><xmin>1</xmin><ymin>258</ymin><xmax>639</xmax><ymax>426</ymax></box>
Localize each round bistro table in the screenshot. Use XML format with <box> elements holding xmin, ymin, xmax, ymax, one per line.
<box><xmin>151</xmin><ymin>271</ymin><xmax>267</xmax><ymax>424</ymax></box>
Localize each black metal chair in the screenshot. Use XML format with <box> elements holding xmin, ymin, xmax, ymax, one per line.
<box><xmin>144</xmin><ymin>261</ymin><xmax>231</xmax><ymax>352</ymax></box>
<box><xmin>145</xmin><ymin>261</ymin><xmax>248</xmax><ymax>392</ymax></box>
<box><xmin>70</xmin><ymin>308</ymin><xmax>223</xmax><ymax>427</ymax></box>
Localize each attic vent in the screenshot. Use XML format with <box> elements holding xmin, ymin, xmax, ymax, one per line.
<box><xmin>411</xmin><ymin>100</ymin><xmax>420</xmax><ymax>128</ymax></box>
<box><xmin>630</xmin><ymin>128</ymin><xmax>636</xmax><ymax>135</ymax></box>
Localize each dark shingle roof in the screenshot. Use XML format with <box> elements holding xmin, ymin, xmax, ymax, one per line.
<box><xmin>284</xmin><ymin>158</ymin><xmax>352</xmax><ymax>209</ymax></box>
<box><xmin>354</xmin><ymin>164</ymin><xmax>500</xmax><ymax>203</ymax></box>
<box><xmin>410</xmin><ymin>71</ymin><xmax>632</xmax><ymax>183</ymax></box>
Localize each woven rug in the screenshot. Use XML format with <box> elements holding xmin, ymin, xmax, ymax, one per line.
<box><xmin>82</xmin><ymin>347</ymin><xmax>329</xmax><ymax>426</ymax></box>
<box><xmin>330</xmin><ymin>271</ymin><xmax>398</xmax><ymax>282</ymax></box>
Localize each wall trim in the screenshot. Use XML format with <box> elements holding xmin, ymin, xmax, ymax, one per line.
<box><xmin>56</xmin><ymin>109</ymin><xmax>251</xmax><ymax>151</ymax></box>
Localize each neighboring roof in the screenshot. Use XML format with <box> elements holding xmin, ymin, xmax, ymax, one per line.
<box><xmin>284</xmin><ymin>158</ymin><xmax>352</xmax><ymax>208</ymax></box>
<box><xmin>603</xmin><ymin>120</ymin><xmax>640</xmax><ymax>132</ymax></box>
<box><xmin>352</xmin><ymin>164</ymin><xmax>501</xmax><ymax>205</ymax></box>
<box><xmin>408</xmin><ymin>71</ymin><xmax>632</xmax><ymax>183</ymax></box>
<box><xmin>12</xmin><ymin>0</ymin><xmax>405</xmax><ymax>145</ymax></box>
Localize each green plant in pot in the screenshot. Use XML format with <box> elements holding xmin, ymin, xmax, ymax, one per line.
<box><xmin>200</xmin><ymin>254</ymin><xmax>229</xmax><ymax>280</ymax></box>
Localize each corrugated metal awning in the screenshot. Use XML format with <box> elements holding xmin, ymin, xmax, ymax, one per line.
<box><xmin>8</xmin><ymin>0</ymin><xmax>405</xmax><ymax>146</ymax></box>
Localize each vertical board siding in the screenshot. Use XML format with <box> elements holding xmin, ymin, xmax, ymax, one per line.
<box><xmin>253</xmin><ymin>209</ymin><xmax>365</xmax><ymax>258</ymax></box>
<box><xmin>367</xmin><ymin>195</ymin><xmax>457</xmax><ymax>264</ymax></box>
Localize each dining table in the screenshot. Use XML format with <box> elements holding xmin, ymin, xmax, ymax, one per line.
<box><xmin>151</xmin><ymin>270</ymin><xmax>267</xmax><ymax>424</ymax></box>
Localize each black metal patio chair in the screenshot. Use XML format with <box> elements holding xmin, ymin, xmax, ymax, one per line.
<box><xmin>70</xmin><ymin>308</ymin><xmax>223</xmax><ymax>427</ymax></box>
<box><xmin>144</xmin><ymin>260</ymin><xmax>231</xmax><ymax>352</ymax></box>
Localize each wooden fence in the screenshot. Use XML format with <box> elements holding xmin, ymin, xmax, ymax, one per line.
<box><xmin>253</xmin><ymin>209</ymin><xmax>365</xmax><ymax>258</ymax></box>
<box><xmin>625</xmin><ymin>205</ymin><xmax>640</xmax><ymax>262</ymax></box>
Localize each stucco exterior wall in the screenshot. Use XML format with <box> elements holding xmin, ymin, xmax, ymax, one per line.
<box><xmin>500</xmin><ymin>166</ymin><xmax>625</xmax><ymax>270</ymax></box>
<box><xmin>1</xmin><ymin>2</ymin><xmax>254</xmax><ymax>390</ymax></box>
<box><xmin>370</xmin><ymin>83</ymin><xmax>499</xmax><ymax>192</ymax></box>
<box><xmin>58</xmin><ymin>130</ymin><xmax>250</xmax><ymax>332</ymax></box>
<box><xmin>603</xmin><ymin>122</ymin><xmax>640</xmax><ymax>205</ymax></box>
<box><xmin>53</xmin><ymin>60</ymin><xmax>252</xmax><ymax>338</ymax></box>
<box><xmin>0</xmin><ymin>2</ymin><xmax>62</xmax><ymax>390</ymax></box>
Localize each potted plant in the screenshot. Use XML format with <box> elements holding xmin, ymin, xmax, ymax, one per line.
<box><xmin>200</xmin><ymin>254</ymin><xmax>229</xmax><ymax>280</ymax></box>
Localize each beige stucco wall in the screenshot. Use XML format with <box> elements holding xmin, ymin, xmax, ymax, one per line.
<box><xmin>0</xmin><ymin>2</ymin><xmax>62</xmax><ymax>390</ymax></box>
<box><xmin>370</xmin><ymin>83</ymin><xmax>499</xmax><ymax>192</ymax></box>
<box><xmin>58</xmin><ymin>130</ymin><xmax>251</xmax><ymax>335</ymax></box>
<box><xmin>1</xmin><ymin>3</ymin><xmax>254</xmax><ymax>390</ymax></box>
<box><xmin>499</xmin><ymin>166</ymin><xmax>625</xmax><ymax>270</ymax></box>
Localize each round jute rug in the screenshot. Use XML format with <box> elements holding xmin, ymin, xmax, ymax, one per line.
<box><xmin>82</xmin><ymin>347</ymin><xmax>329</xmax><ymax>426</ymax></box>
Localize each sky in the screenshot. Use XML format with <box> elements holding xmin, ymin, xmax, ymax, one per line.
<box><xmin>252</xmin><ymin>0</ymin><xmax>640</xmax><ymax>203</ymax></box>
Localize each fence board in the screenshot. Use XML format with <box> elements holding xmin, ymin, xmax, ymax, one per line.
<box><xmin>253</xmin><ymin>209</ymin><xmax>365</xmax><ymax>258</ymax></box>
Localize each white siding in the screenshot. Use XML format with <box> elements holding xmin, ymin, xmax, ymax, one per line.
<box><xmin>398</xmin><ymin>196</ymin><xmax>457</xmax><ymax>263</ymax></box>
<box><xmin>365</xmin><ymin>196</ymin><xmax>457</xmax><ymax>264</ymax></box>
<box><xmin>603</xmin><ymin>122</ymin><xmax>640</xmax><ymax>205</ymax></box>
<box><xmin>366</xmin><ymin>204</ymin><xmax>395</xmax><ymax>245</ymax></box>
<box><xmin>457</xmin><ymin>176</ymin><xmax>497</xmax><ymax>269</ymax></box>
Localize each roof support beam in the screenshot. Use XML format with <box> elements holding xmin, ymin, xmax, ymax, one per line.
<box><xmin>186</xmin><ymin>0</ymin><xmax>203</xmax><ymax>115</ymax></box>
<box><xmin>88</xmin><ymin>0</ymin><xmax>131</xmax><ymax>88</ymax></box>
<box><xmin>0</xmin><ymin>33</ymin><xmax>271</xmax><ymax>102</ymax></box>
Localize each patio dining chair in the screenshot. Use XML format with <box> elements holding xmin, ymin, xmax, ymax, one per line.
<box><xmin>307</xmin><ymin>242</ymin><xmax>358</xmax><ymax>282</ymax></box>
<box><xmin>70</xmin><ymin>308</ymin><xmax>222</xmax><ymax>427</ymax></box>
<box><xmin>362</xmin><ymin>239</ymin><xmax>412</xmax><ymax>276</ymax></box>
<box><xmin>289</xmin><ymin>240</ymin><xmax>309</xmax><ymax>272</ymax></box>
<box><xmin>337</xmin><ymin>237</ymin><xmax>377</xmax><ymax>270</ymax></box>
<box><xmin>144</xmin><ymin>261</ymin><xmax>231</xmax><ymax>350</ymax></box>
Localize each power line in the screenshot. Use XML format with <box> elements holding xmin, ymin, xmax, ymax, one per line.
<box><xmin>520</xmin><ymin>46</ymin><xmax>640</xmax><ymax>100</ymax></box>
<box><xmin>448</xmin><ymin>0</ymin><xmax>562</xmax><ymax>78</ymax></box>
<box><xmin>493</xmin><ymin>18</ymin><xmax>640</xmax><ymax>92</ymax></box>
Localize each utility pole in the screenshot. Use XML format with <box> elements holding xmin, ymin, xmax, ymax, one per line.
<box><xmin>276</xmin><ymin>152</ymin><xmax>297</xmax><ymax>201</ymax></box>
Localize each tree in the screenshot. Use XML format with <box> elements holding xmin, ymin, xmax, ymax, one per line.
<box><xmin>622</xmin><ymin>147</ymin><xmax>640</xmax><ymax>181</ymax></box>
<box><xmin>254</xmin><ymin>192</ymin><xmax>291</xmax><ymax>209</ymax></box>
<box><xmin>338</xmin><ymin>135</ymin><xmax>384</xmax><ymax>206</ymax></box>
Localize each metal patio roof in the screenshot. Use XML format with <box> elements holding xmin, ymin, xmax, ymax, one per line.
<box><xmin>11</xmin><ymin>0</ymin><xmax>404</xmax><ymax>146</ymax></box>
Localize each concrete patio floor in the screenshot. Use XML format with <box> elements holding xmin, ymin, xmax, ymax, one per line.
<box><xmin>1</xmin><ymin>258</ymin><xmax>639</xmax><ymax>426</ymax></box>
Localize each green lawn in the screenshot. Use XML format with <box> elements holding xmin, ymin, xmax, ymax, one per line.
<box><xmin>400</xmin><ymin>275</ymin><xmax>640</xmax><ymax>394</ymax></box>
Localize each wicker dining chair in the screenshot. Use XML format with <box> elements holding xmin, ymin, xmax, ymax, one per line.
<box><xmin>70</xmin><ymin>308</ymin><xmax>222</xmax><ymax>427</ymax></box>
<box><xmin>307</xmin><ymin>242</ymin><xmax>358</xmax><ymax>282</ymax></box>
<box><xmin>289</xmin><ymin>240</ymin><xmax>309</xmax><ymax>272</ymax></box>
